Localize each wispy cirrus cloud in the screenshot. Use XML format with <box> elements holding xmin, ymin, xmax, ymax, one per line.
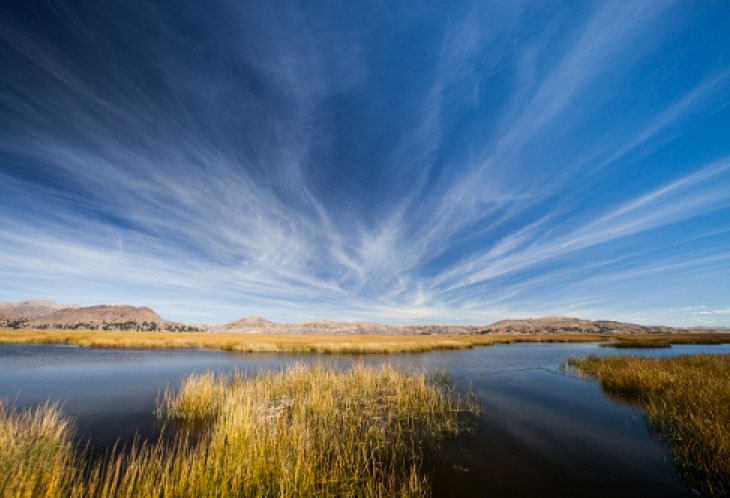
<box><xmin>1</xmin><ymin>0</ymin><xmax>729</xmax><ymax>326</ymax></box>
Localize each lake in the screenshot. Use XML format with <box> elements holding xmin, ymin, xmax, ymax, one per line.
<box><xmin>2</xmin><ymin>341</ymin><xmax>728</xmax><ymax>497</ymax></box>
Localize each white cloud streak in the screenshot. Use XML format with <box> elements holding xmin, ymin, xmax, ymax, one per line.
<box><xmin>1</xmin><ymin>0</ymin><xmax>729</xmax><ymax>326</ymax></box>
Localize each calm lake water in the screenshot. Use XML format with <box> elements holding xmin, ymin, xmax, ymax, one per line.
<box><xmin>2</xmin><ymin>342</ymin><xmax>729</xmax><ymax>497</ymax></box>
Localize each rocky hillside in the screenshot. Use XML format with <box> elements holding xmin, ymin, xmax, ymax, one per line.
<box><xmin>215</xmin><ymin>315</ymin><xmax>727</xmax><ymax>335</ymax></box>
<box><xmin>478</xmin><ymin>316</ymin><xmax>724</xmax><ymax>334</ymax></box>
<box><xmin>0</xmin><ymin>309</ymin><xmax>21</xmax><ymax>322</ymax></box>
<box><xmin>2</xmin><ymin>300</ymin><xmax>727</xmax><ymax>335</ymax></box>
<box><xmin>1</xmin><ymin>303</ymin><xmax>200</xmax><ymax>332</ymax></box>
<box><xmin>215</xmin><ymin>317</ymin><xmax>482</xmax><ymax>335</ymax></box>
<box><xmin>0</xmin><ymin>300</ymin><xmax>78</xmax><ymax>319</ymax></box>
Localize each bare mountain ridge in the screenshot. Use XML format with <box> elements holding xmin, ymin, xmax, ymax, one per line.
<box><xmin>0</xmin><ymin>309</ymin><xmax>21</xmax><ymax>322</ymax></box>
<box><xmin>479</xmin><ymin>316</ymin><xmax>689</xmax><ymax>334</ymax></box>
<box><xmin>0</xmin><ymin>303</ymin><xmax>200</xmax><ymax>332</ymax></box>
<box><xmin>0</xmin><ymin>300</ymin><xmax>79</xmax><ymax>319</ymax></box>
<box><xmin>212</xmin><ymin>316</ymin><xmax>480</xmax><ymax>335</ymax></box>
<box><xmin>213</xmin><ymin>315</ymin><xmax>726</xmax><ymax>335</ymax></box>
<box><xmin>1</xmin><ymin>301</ymin><xmax>727</xmax><ymax>334</ymax></box>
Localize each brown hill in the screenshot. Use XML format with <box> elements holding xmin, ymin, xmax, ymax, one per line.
<box><xmin>2</xmin><ymin>304</ymin><xmax>201</xmax><ymax>332</ymax></box>
<box><xmin>478</xmin><ymin>316</ymin><xmax>723</xmax><ymax>334</ymax></box>
<box><xmin>27</xmin><ymin>304</ymin><xmax>162</xmax><ymax>327</ymax></box>
<box><xmin>0</xmin><ymin>309</ymin><xmax>21</xmax><ymax>321</ymax></box>
<box><xmin>2</xmin><ymin>300</ymin><xmax>727</xmax><ymax>335</ymax></box>
<box><xmin>214</xmin><ymin>317</ymin><xmax>481</xmax><ymax>335</ymax></box>
<box><xmin>0</xmin><ymin>300</ymin><xmax>78</xmax><ymax>319</ymax></box>
<box><xmin>214</xmin><ymin>315</ymin><xmax>728</xmax><ymax>335</ymax></box>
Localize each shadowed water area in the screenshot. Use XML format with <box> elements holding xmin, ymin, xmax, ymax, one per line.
<box><xmin>2</xmin><ymin>342</ymin><xmax>729</xmax><ymax>497</ymax></box>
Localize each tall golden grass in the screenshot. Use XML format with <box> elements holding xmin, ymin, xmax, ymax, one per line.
<box><xmin>0</xmin><ymin>329</ymin><xmax>568</xmax><ymax>353</ymax></box>
<box><xmin>0</xmin><ymin>364</ymin><xmax>477</xmax><ymax>497</ymax></box>
<box><xmin>602</xmin><ymin>333</ymin><xmax>730</xmax><ymax>349</ymax></box>
<box><xmin>569</xmin><ymin>354</ymin><xmax>730</xmax><ymax>497</ymax></box>
<box><xmin>7</xmin><ymin>329</ymin><xmax>726</xmax><ymax>354</ymax></box>
<box><xmin>0</xmin><ymin>402</ymin><xmax>77</xmax><ymax>497</ymax></box>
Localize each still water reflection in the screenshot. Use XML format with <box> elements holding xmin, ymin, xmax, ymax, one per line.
<box><xmin>2</xmin><ymin>342</ymin><xmax>728</xmax><ymax>497</ymax></box>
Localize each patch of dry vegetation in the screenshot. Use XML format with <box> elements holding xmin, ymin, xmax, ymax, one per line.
<box><xmin>601</xmin><ymin>333</ymin><xmax>730</xmax><ymax>349</ymax></box>
<box><xmin>569</xmin><ymin>354</ymin><xmax>730</xmax><ymax>497</ymax></box>
<box><xmin>0</xmin><ymin>364</ymin><xmax>477</xmax><ymax>497</ymax></box>
<box><xmin>0</xmin><ymin>402</ymin><xmax>77</xmax><ymax>497</ymax></box>
<box><xmin>2</xmin><ymin>329</ymin><xmax>729</xmax><ymax>354</ymax></box>
<box><xmin>0</xmin><ymin>329</ymin><xmax>608</xmax><ymax>354</ymax></box>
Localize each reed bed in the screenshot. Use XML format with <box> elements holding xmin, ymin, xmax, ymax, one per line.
<box><xmin>0</xmin><ymin>329</ymin><xmax>625</xmax><ymax>354</ymax></box>
<box><xmin>601</xmin><ymin>333</ymin><xmax>730</xmax><ymax>349</ymax></box>
<box><xmin>569</xmin><ymin>354</ymin><xmax>730</xmax><ymax>497</ymax></box>
<box><xmin>0</xmin><ymin>364</ymin><xmax>477</xmax><ymax>497</ymax></box>
<box><xmin>3</xmin><ymin>329</ymin><xmax>729</xmax><ymax>355</ymax></box>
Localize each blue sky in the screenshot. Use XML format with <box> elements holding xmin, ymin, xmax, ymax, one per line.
<box><xmin>1</xmin><ymin>1</ymin><xmax>729</xmax><ymax>326</ymax></box>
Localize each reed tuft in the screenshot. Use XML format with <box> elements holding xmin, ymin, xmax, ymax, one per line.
<box><xmin>569</xmin><ymin>354</ymin><xmax>730</xmax><ymax>497</ymax></box>
<box><xmin>0</xmin><ymin>402</ymin><xmax>77</xmax><ymax>497</ymax></box>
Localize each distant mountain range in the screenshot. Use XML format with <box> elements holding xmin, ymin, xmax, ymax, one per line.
<box><xmin>0</xmin><ymin>300</ymin><xmax>78</xmax><ymax>319</ymax></box>
<box><xmin>0</xmin><ymin>301</ymin><xmax>727</xmax><ymax>335</ymax></box>
<box><xmin>0</xmin><ymin>301</ymin><xmax>200</xmax><ymax>332</ymax></box>
<box><xmin>210</xmin><ymin>315</ymin><xmax>481</xmax><ymax>335</ymax></box>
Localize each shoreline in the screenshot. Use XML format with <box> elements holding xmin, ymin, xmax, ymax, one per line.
<box><xmin>2</xmin><ymin>329</ymin><xmax>730</xmax><ymax>354</ymax></box>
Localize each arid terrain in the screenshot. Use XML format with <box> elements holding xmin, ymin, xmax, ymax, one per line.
<box><xmin>212</xmin><ymin>315</ymin><xmax>482</xmax><ymax>335</ymax></box>
<box><xmin>0</xmin><ymin>301</ymin><xmax>200</xmax><ymax>332</ymax></box>
<box><xmin>1</xmin><ymin>300</ymin><xmax>727</xmax><ymax>335</ymax></box>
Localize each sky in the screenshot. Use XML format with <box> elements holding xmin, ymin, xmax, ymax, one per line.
<box><xmin>1</xmin><ymin>1</ymin><xmax>729</xmax><ymax>326</ymax></box>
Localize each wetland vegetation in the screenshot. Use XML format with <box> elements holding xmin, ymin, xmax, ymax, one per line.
<box><xmin>601</xmin><ymin>333</ymin><xmax>730</xmax><ymax>349</ymax></box>
<box><xmin>1</xmin><ymin>364</ymin><xmax>476</xmax><ymax>497</ymax></box>
<box><xmin>3</xmin><ymin>340</ymin><xmax>730</xmax><ymax>496</ymax></box>
<box><xmin>2</xmin><ymin>329</ymin><xmax>729</xmax><ymax>354</ymax></box>
<box><xmin>569</xmin><ymin>354</ymin><xmax>730</xmax><ymax>497</ymax></box>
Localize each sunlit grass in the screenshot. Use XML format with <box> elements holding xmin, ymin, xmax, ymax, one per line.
<box><xmin>2</xmin><ymin>329</ymin><xmax>728</xmax><ymax>355</ymax></box>
<box><xmin>0</xmin><ymin>402</ymin><xmax>77</xmax><ymax>497</ymax></box>
<box><xmin>0</xmin><ymin>329</ymin><xmax>648</xmax><ymax>353</ymax></box>
<box><xmin>0</xmin><ymin>364</ymin><xmax>478</xmax><ymax>497</ymax></box>
<box><xmin>569</xmin><ymin>354</ymin><xmax>730</xmax><ymax>497</ymax></box>
<box><xmin>601</xmin><ymin>333</ymin><xmax>730</xmax><ymax>349</ymax></box>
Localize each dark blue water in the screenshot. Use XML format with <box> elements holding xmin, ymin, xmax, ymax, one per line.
<box><xmin>2</xmin><ymin>342</ymin><xmax>728</xmax><ymax>497</ymax></box>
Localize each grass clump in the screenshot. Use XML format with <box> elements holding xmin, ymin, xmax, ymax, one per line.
<box><xmin>0</xmin><ymin>402</ymin><xmax>77</xmax><ymax>497</ymax></box>
<box><xmin>157</xmin><ymin>371</ymin><xmax>229</xmax><ymax>423</ymax></box>
<box><xmin>1</xmin><ymin>364</ymin><xmax>477</xmax><ymax>497</ymax></box>
<box><xmin>601</xmin><ymin>333</ymin><xmax>730</xmax><ymax>349</ymax></box>
<box><xmin>569</xmin><ymin>354</ymin><xmax>730</xmax><ymax>497</ymax></box>
<box><xmin>156</xmin><ymin>364</ymin><xmax>476</xmax><ymax>496</ymax></box>
<box><xmin>601</xmin><ymin>340</ymin><xmax>672</xmax><ymax>349</ymax></box>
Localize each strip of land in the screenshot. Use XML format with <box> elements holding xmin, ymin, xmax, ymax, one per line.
<box><xmin>2</xmin><ymin>329</ymin><xmax>729</xmax><ymax>353</ymax></box>
<box><xmin>3</xmin><ymin>301</ymin><xmax>729</xmax><ymax>336</ymax></box>
<box><xmin>569</xmin><ymin>354</ymin><xmax>730</xmax><ymax>497</ymax></box>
